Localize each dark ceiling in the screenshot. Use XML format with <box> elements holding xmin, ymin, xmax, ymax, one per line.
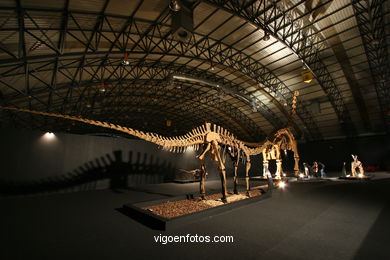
<box><xmin>0</xmin><ymin>0</ymin><xmax>389</xmax><ymax>142</ymax></box>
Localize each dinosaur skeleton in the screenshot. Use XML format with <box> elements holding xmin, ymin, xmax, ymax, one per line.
<box><xmin>0</xmin><ymin>92</ymin><xmax>300</xmax><ymax>202</ymax></box>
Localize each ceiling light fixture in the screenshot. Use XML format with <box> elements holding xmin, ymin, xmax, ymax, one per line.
<box><xmin>99</xmin><ymin>82</ymin><xmax>106</xmax><ymax>92</ymax></box>
<box><xmin>210</xmin><ymin>61</ymin><xmax>215</xmax><ymax>71</ymax></box>
<box><xmin>121</xmin><ymin>53</ymin><xmax>130</xmax><ymax>65</ymax></box>
<box><xmin>169</xmin><ymin>0</ymin><xmax>181</xmax><ymax>12</ymax></box>
<box><xmin>301</xmin><ymin>70</ymin><xmax>312</xmax><ymax>83</ymax></box>
<box><xmin>263</xmin><ymin>32</ymin><xmax>270</xmax><ymax>41</ymax></box>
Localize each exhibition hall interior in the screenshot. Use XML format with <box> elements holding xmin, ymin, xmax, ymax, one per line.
<box><xmin>0</xmin><ymin>0</ymin><xmax>389</xmax><ymax>259</ymax></box>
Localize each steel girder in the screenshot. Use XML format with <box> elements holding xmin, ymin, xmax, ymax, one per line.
<box><xmin>4</xmin><ymin>79</ymin><xmax>264</xmax><ymax>140</ymax></box>
<box><xmin>0</xmin><ymin>59</ymin><xmax>267</xmax><ymax>140</ymax></box>
<box><xmin>202</xmin><ymin>0</ymin><xmax>357</xmax><ymax>136</ymax></box>
<box><xmin>352</xmin><ymin>0</ymin><xmax>390</xmax><ymax>132</ymax></box>
<box><xmin>0</xmin><ymin>56</ymin><xmax>279</xmax><ymax>128</ymax></box>
<box><xmin>0</xmin><ymin>5</ymin><xmax>322</xmax><ymax>139</ymax></box>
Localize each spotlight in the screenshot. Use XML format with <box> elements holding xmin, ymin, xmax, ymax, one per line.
<box><xmin>42</xmin><ymin>132</ymin><xmax>56</xmax><ymax>141</ymax></box>
<box><xmin>121</xmin><ymin>59</ymin><xmax>130</xmax><ymax>66</ymax></box>
<box><xmin>169</xmin><ymin>0</ymin><xmax>180</xmax><ymax>12</ymax></box>
<box><xmin>299</xmin><ymin>173</ymin><xmax>305</xmax><ymax>179</ymax></box>
<box><xmin>358</xmin><ymin>173</ymin><xmax>364</xmax><ymax>178</ymax></box>
<box><xmin>278</xmin><ymin>181</ymin><xmax>286</xmax><ymax>189</ymax></box>
<box><xmin>210</xmin><ymin>62</ymin><xmax>215</xmax><ymax>71</ymax></box>
<box><xmin>301</xmin><ymin>70</ymin><xmax>313</xmax><ymax>83</ymax></box>
<box><xmin>45</xmin><ymin>132</ymin><xmax>55</xmax><ymax>138</ymax></box>
<box><xmin>121</xmin><ymin>53</ymin><xmax>130</xmax><ymax>65</ymax></box>
<box><xmin>99</xmin><ymin>82</ymin><xmax>106</xmax><ymax>93</ymax></box>
<box><xmin>263</xmin><ymin>32</ymin><xmax>270</xmax><ymax>41</ymax></box>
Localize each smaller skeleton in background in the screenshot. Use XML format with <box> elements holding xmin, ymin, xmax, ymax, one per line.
<box><xmin>351</xmin><ymin>154</ymin><xmax>364</xmax><ymax>177</ymax></box>
<box><xmin>311</xmin><ymin>161</ymin><xmax>319</xmax><ymax>177</ymax></box>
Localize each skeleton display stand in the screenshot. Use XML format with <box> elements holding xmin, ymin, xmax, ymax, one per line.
<box><xmin>339</xmin><ymin>154</ymin><xmax>371</xmax><ymax>180</ymax></box>
<box><xmin>121</xmin><ymin>182</ymin><xmax>272</xmax><ymax>230</ymax></box>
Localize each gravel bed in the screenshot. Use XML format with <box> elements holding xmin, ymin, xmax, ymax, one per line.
<box><xmin>143</xmin><ymin>189</ymin><xmax>262</xmax><ymax>219</ymax></box>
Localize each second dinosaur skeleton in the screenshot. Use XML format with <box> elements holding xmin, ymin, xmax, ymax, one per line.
<box><xmin>0</xmin><ymin>105</ymin><xmax>300</xmax><ymax>202</ymax></box>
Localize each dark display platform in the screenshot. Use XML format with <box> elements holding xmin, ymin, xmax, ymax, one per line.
<box><xmin>295</xmin><ymin>177</ymin><xmax>328</xmax><ymax>183</ymax></box>
<box><xmin>339</xmin><ymin>176</ymin><xmax>372</xmax><ymax>181</ymax></box>
<box><xmin>121</xmin><ymin>184</ymin><xmax>272</xmax><ymax>230</ymax></box>
<box><xmin>172</xmin><ymin>179</ymin><xmax>200</xmax><ymax>184</ymax></box>
<box><xmin>250</xmin><ymin>175</ymin><xmax>289</xmax><ymax>181</ymax></box>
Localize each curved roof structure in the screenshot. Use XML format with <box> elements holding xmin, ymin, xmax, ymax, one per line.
<box><xmin>0</xmin><ymin>0</ymin><xmax>389</xmax><ymax>142</ymax></box>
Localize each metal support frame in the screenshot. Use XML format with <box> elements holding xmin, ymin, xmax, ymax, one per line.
<box><xmin>0</xmin><ymin>3</ymin><xmax>326</xmax><ymax>139</ymax></box>
<box><xmin>202</xmin><ymin>0</ymin><xmax>356</xmax><ymax>136</ymax></box>
<box><xmin>1</xmin><ymin>59</ymin><xmax>267</xmax><ymax>140</ymax></box>
<box><xmin>353</xmin><ymin>0</ymin><xmax>390</xmax><ymax>132</ymax></box>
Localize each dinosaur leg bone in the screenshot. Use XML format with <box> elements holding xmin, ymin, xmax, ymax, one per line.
<box><xmin>199</xmin><ymin>145</ymin><xmax>207</xmax><ymax>200</ymax></box>
<box><xmin>233</xmin><ymin>151</ymin><xmax>240</xmax><ymax>195</ymax></box>
<box><xmin>245</xmin><ymin>153</ymin><xmax>251</xmax><ymax>197</ymax></box>
<box><xmin>211</xmin><ymin>141</ymin><xmax>228</xmax><ymax>203</ymax></box>
<box><xmin>294</xmin><ymin>153</ymin><xmax>300</xmax><ymax>177</ymax></box>
<box><xmin>199</xmin><ymin>161</ymin><xmax>207</xmax><ymax>200</ymax></box>
<box><xmin>197</xmin><ymin>143</ymin><xmax>211</xmax><ymax>160</ymax></box>
<box><xmin>275</xmin><ymin>159</ymin><xmax>283</xmax><ymax>179</ymax></box>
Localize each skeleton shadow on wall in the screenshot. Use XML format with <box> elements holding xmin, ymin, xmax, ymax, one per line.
<box><xmin>0</xmin><ymin>150</ymin><xmax>175</xmax><ymax>196</ymax></box>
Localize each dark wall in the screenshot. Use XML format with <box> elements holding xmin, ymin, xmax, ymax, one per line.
<box><xmin>0</xmin><ymin>128</ymin><xmax>233</xmax><ymax>192</ymax></box>
<box><xmin>1</xmin><ymin>126</ymin><xmax>387</xmax><ymax>194</ymax></box>
<box><xmin>297</xmin><ymin>135</ymin><xmax>390</xmax><ymax>171</ymax></box>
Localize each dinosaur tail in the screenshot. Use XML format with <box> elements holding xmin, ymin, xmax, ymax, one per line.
<box><xmin>0</xmin><ymin>106</ymin><xmax>160</xmax><ymax>143</ymax></box>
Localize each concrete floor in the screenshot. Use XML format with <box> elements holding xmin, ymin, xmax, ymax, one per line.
<box><xmin>1</xmin><ymin>173</ymin><xmax>390</xmax><ymax>260</ymax></box>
